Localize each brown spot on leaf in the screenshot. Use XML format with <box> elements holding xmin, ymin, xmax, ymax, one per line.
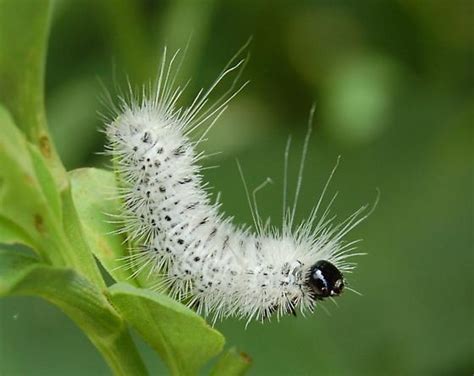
<box><xmin>39</xmin><ymin>135</ymin><xmax>51</xmax><ymax>158</ymax></box>
<box><xmin>239</xmin><ymin>351</ymin><xmax>252</xmax><ymax>364</ymax></box>
<box><xmin>34</xmin><ymin>214</ymin><xmax>45</xmax><ymax>234</ymax></box>
<box><xmin>24</xmin><ymin>174</ymin><xmax>35</xmax><ymax>186</ymax></box>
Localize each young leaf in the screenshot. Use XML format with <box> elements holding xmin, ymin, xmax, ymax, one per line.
<box><xmin>60</xmin><ymin>186</ymin><xmax>107</xmax><ymax>288</ymax></box>
<box><xmin>108</xmin><ymin>283</ymin><xmax>225</xmax><ymax>376</ymax></box>
<box><xmin>210</xmin><ymin>348</ymin><xmax>252</xmax><ymax>376</ymax></box>
<box><xmin>0</xmin><ymin>250</ymin><xmax>148</xmax><ymax>376</ymax></box>
<box><xmin>69</xmin><ymin>167</ymin><xmax>135</xmax><ymax>284</ymax></box>
<box><xmin>0</xmin><ymin>105</ymin><xmax>63</xmax><ymax>262</ymax></box>
<box><xmin>27</xmin><ymin>143</ymin><xmax>62</xmax><ymax>219</ymax></box>
<box><xmin>0</xmin><ymin>106</ymin><xmax>104</xmax><ymax>286</ymax></box>
<box><xmin>0</xmin><ymin>215</ymin><xmax>36</xmax><ymax>249</ymax></box>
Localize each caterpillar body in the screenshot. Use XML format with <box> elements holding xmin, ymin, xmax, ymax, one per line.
<box><xmin>105</xmin><ymin>49</ymin><xmax>371</xmax><ymax>324</ymax></box>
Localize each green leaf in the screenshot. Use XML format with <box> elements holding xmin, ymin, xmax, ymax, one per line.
<box><xmin>69</xmin><ymin>168</ymin><xmax>135</xmax><ymax>284</ymax></box>
<box><xmin>210</xmin><ymin>348</ymin><xmax>252</xmax><ymax>376</ymax></box>
<box><xmin>0</xmin><ymin>0</ymin><xmax>67</xmax><ymax>188</ymax></box>
<box><xmin>60</xmin><ymin>186</ymin><xmax>107</xmax><ymax>288</ymax></box>
<box><xmin>0</xmin><ymin>250</ymin><xmax>148</xmax><ymax>376</ymax></box>
<box><xmin>0</xmin><ymin>214</ymin><xmax>35</xmax><ymax>248</ymax></box>
<box><xmin>0</xmin><ymin>250</ymin><xmax>119</xmax><ymax>334</ymax></box>
<box><xmin>109</xmin><ymin>283</ymin><xmax>225</xmax><ymax>376</ymax></box>
<box><xmin>27</xmin><ymin>143</ymin><xmax>62</xmax><ymax>219</ymax></box>
<box><xmin>0</xmin><ymin>105</ymin><xmax>63</xmax><ymax>262</ymax></box>
<box><xmin>0</xmin><ymin>106</ymin><xmax>104</xmax><ymax>286</ymax></box>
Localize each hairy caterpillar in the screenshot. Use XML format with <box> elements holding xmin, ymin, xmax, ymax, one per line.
<box><xmin>105</xmin><ymin>48</ymin><xmax>373</xmax><ymax>324</ymax></box>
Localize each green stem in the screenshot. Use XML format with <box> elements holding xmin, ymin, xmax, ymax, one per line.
<box><xmin>89</xmin><ymin>328</ymin><xmax>148</xmax><ymax>376</ymax></box>
<box><xmin>0</xmin><ymin>0</ymin><xmax>68</xmax><ymax>189</ymax></box>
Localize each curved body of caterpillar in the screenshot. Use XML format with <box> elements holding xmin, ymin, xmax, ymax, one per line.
<box><xmin>105</xmin><ymin>50</ymin><xmax>370</xmax><ymax>323</ymax></box>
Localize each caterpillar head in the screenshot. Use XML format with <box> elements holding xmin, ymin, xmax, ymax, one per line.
<box><xmin>307</xmin><ymin>260</ymin><xmax>344</xmax><ymax>299</ymax></box>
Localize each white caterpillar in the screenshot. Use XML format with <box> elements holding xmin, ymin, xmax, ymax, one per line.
<box><xmin>105</xmin><ymin>49</ymin><xmax>372</xmax><ymax>324</ymax></box>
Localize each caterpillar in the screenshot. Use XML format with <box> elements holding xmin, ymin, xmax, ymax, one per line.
<box><xmin>105</xmin><ymin>48</ymin><xmax>373</xmax><ymax>324</ymax></box>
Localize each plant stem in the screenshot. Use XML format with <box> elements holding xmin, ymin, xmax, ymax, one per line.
<box><xmin>89</xmin><ymin>328</ymin><xmax>148</xmax><ymax>376</ymax></box>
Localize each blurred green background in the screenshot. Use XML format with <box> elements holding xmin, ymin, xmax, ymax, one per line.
<box><xmin>1</xmin><ymin>0</ymin><xmax>472</xmax><ymax>375</ymax></box>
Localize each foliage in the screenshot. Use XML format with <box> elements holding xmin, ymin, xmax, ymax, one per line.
<box><xmin>0</xmin><ymin>1</ymin><xmax>249</xmax><ymax>374</ymax></box>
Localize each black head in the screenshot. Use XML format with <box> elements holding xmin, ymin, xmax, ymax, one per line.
<box><xmin>307</xmin><ymin>260</ymin><xmax>344</xmax><ymax>299</ymax></box>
